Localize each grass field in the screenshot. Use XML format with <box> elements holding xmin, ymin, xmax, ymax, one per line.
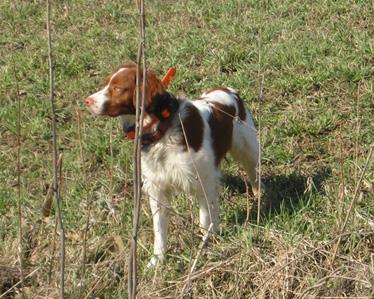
<box><xmin>1</xmin><ymin>0</ymin><xmax>373</xmax><ymax>298</ymax></box>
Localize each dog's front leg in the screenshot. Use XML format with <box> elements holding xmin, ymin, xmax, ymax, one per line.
<box><xmin>147</xmin><ymin>188</ymin><xmax>170</xmax><ymax>269</ymax></box>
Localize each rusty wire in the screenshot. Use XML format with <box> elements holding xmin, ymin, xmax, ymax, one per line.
<box><xmin>128</xmin><ymin>0</ymin><xmax>146</xmax><ymax>298</ymax></box>
<box><xmin>46</xmin><ymin>0</ymin><xmax>65</xmax><ymax>298</ymax></box>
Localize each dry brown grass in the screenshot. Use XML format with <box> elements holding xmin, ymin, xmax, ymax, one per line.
<box><xmin>2</xmin><ymin>220</ymin><xmax>372</xmax><ymax>298</ymax></box>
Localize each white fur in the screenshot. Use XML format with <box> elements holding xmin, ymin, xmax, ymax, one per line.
<box><xmin>201</xmin><ymin>89</ymin><xmax>238</xmax><ymax>107</ymax></box>
<box><xmin>87</xmin><ymin>86</ymin><xmax>109</xmax><ymax>114</ymax></box>
<box><xmin>142</xmin><ymin>90</ymin><xmax>261</xmax><ymax>268</ymax></box>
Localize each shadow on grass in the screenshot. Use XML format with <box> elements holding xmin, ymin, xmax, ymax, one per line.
<box><xmin>222</xmin><ymin>167</ymin><xmax>331</xmax><ymax>225</ymax></box>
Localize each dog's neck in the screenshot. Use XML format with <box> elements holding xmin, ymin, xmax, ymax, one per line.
<box><xmin>119</xmin><ymin>92</ymin><xmax>179</xmax><ymax>146</ymax></box>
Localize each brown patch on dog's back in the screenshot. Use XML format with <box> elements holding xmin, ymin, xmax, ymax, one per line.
<box><xmin>180</xmin><ymin>103</ymin><xmax>204</xmax><ymax>152</ymax></box>
<box><xmin>209</xmin><ymin>103</ymin><xmax>236</xmax><ymax>166</ymax></box>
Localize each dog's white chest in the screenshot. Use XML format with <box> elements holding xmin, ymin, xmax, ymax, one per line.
<box><xmin>141</xmin><ymin>142</ymin><xmax>196</xmax><ymax>193</ymax></box>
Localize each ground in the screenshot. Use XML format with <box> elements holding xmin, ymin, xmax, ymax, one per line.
<box><xmin>0</xmin><ymin>0</ymin><xmax>373</xmax><ymax>298</ymax></box>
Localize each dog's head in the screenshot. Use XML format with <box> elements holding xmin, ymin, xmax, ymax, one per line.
<box><xmin>85</xmin><ymin>63</ymin><xmax>165</xmax><ymax>117</ymax></box>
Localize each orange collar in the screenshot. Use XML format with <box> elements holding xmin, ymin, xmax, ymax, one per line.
<box><xmin>123</xmin><ymin>107</ymin><xmax>172</xmax><ymax>140</ymax></box>
<box><xmin>123</xmin><ymin>94</ymin><xmax>178</xmax><ymax>146</ymax></box>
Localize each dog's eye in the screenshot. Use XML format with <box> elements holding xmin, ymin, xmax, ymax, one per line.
<box><xmin>113</xmin><ymin>87</ymin><xmax>124</xmax><ymax>93</ymax></box>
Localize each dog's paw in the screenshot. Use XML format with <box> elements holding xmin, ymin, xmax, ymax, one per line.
<box><xmin>252</xmin><ymin>182</ymin><xmax>265</xmax><ymax>198</ymax></box>
<box><xmin>146</xmin><ymin>255</ymin><xmax>163</xmax><ymax>271</ymax></box>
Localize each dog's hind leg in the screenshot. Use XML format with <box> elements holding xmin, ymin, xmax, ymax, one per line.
<box><xmin>230</xmin><ymin>110</ymin><xmax>264</xmax><ymax>197</ymax></box>
<box><xmin>195</xmin><ymin>172</ymin><xmax>221</xmax><ymax>236</ymax></box>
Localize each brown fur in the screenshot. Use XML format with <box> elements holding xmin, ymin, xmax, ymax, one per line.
<box><xmin>179</xmin><ymin>103</ymin><xmax>204</xmax><ymax>152</ymax></box>
<box><xmin>102</xmin><ymin>64</ymin><xmax>165</xmax><ymax>117</ymax></box>
<box><xmin>208</xmin><ymin>103</ymin><xmax>236</xmax><ymax>166</ymax></box>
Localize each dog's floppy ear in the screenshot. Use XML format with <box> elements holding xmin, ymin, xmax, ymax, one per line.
<box><xmin>132</xmin><ymin>70</ymin><xmax>165</xmax><ymax>109</ymax></box>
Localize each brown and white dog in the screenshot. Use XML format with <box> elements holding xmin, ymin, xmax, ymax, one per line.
<box><xmin>85</xmin><ymin>63</ymin><xmax>262</xmax><ymax>267</ymax></box>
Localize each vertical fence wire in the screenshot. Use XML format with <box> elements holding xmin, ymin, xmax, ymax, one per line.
<box><xmin>46</xmin><ymin>1</ymin><xmax>65</xmax><ymax>298</ymax></box>
<box><xmin>13</xmin><ymin>63</ymin><xmax>25</xmax><ymax>298</ymax></box>
<box><xmin>128</xmin><ymin>0</ymin><xmax>146</xmax><ymax>298</ymax></box>
<box><xmin>256</xmin><ymin>28</ymin><xmax>264</xmax><ymax>227</ymax></box>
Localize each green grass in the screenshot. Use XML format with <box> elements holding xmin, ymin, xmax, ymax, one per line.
<box><xmin>1</xmin><ymin>0</ymin><xmax>373</xmax><ymax>298</ymax></box>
